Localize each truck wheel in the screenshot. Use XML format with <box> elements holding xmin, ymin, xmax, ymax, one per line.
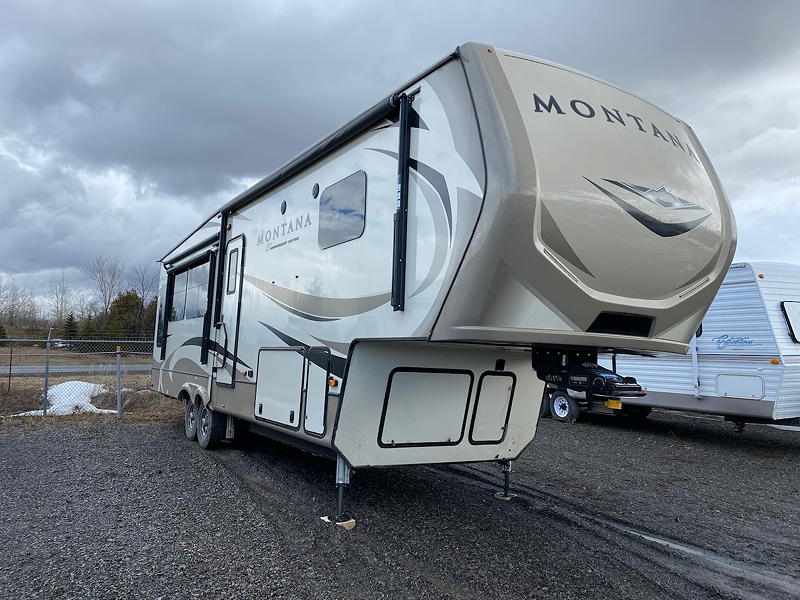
<box><xmin>197</xmin><ymin>404</ymin><xmax>225</xmax><ymax>449</ymax></box>
<box><xmin>539</xmin><ymin>388</ymin><xmax>551</xmax><ymax>419</ymax></box>
<box><xmin>184</xmin><ymin>397</ymin><xmax>198</xmax><ymax>441</ymax></box>
<box><xmin>550</xmin><ymin>391</ymin><xmax>579</xmax><ymax>423</ymax></box>
<box><xmin>624</xmin><ymin>406</ymin><xmax>652</xmax><ymax>420</ymax></box>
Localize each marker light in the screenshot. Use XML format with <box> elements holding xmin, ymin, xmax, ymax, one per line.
<box><xmin>328</xmin><ymin>378</ymin><xmax>339</xmax><ymax>387</ymax></box>
<box><xmin>758</xmin><ymin>273</ymin><xmax>765</xmax><ymax>278</ymax></box>
<box><xmin>771</xmin><ymin>359</ymin><xmax>780</xmax><ymax>365</ymax></box>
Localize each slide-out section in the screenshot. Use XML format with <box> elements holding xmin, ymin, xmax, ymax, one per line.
<box><xmin>332</xmin><ymin>341</ymin><xmax>542</xmax><ymax>468</ymax></box>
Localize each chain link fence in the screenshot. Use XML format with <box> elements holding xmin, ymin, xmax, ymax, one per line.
<box><xmin>0</xmin><ymin>338</ymin><xmax>163</xmax><ymax>417</ymax></box>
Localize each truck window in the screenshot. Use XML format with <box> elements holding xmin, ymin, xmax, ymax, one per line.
<box><xmin>318</xmin><ymin>170</ymin><xmax>367</xmax><ymax>249</ymax></box>
<box><xmin>782</xmin><ymin>301</ymin><xmax>800</xmax><ymax>343</ymax></box>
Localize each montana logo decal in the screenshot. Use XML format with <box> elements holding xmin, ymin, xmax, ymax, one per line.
<box><xmin>584</xmin><ymin>177</ymin><xmax>710</xmax><ymax>237</ymax></box>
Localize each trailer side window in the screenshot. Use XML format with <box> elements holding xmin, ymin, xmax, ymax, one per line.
<box><xmin>168</xmin><ymin>260</ymin><xmax>211</xmax><ymax>322</ymax></box>
<box><xmin>185</xmin><ymin>263</ymin><xmax>209</xmax><ymax>319</ymax></box>
<box><xmin>169</xmin><ymin>271</ymin><xmax>188</xmax><ymax>322</ymax></box>
<box><xmin>318</xmin><ymin>170</ymin><xmax>367</xmax><ymax>249</ymax></box>
<box><xmin>156</xmin><ymin>297</ymin><xmax>164</xmax><ymax>347</ymax></box>
<box><xmin>226</xmin><ymin>248</ymin><xmax>239</xmax><ymax>294</ymax></box>
<box><xmin>782</xmin><ymin>301</ymin><xmax>800</xmax><ymax>343</ymax></box>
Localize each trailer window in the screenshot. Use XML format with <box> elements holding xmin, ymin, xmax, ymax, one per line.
<box><xmin>318</xmin><ymin>170</ymin><xmax>366</xmax><ymax>249</ymax></box>
<box><xmin>782</xmin><ymin>301</ymin><xmax>800</xmax><ymax>343</ymax></box>
<box><xmin>226</xmin><ymin>248</ymin><xmax>239</xmax><ymax>294</ymax></box>
<box><xmin>169</xmin><ymin>260</ymin><xmax>211</xmax><ymax>322</ymax></box>
<box><xmin>185</xmin><ymin>262</ymin><xmax>209</xmax><ymax>319</ymax></box>
<box><xmin>169</xmin><ymin>271</ymin><xmax>188</xmax><ymax>321</ymax></box>
<box><xmin>156</xmin><ymin>297</ymin><xmax>164</xmax><ymax>347</ymax></box>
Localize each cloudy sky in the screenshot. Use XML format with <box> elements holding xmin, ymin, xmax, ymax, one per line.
<box><xmin>2</xmin><ymin>0</ymin><xmax>799</xmax><ymax>297</ymax></box>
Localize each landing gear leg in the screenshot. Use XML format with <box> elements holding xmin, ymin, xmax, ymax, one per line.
<box><xmin>321</xmin><ymin>455</ymin><xmax>356</xmax><ymax>530</ymax></box>
<box><xmin>494</xmin><ymin>459</ymin><xmax>517</xmax><ymax>501</ymax></box>
<box><xmin>733</xmin><ymin>420</ymin><xmax>746</xmax><ymax>434</ymax></box>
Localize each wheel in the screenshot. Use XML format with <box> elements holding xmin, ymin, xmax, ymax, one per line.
<box><xmin>197</xmin><ymin>404</ymin><xmax>226</xmax><ymax>449</ymax></box>
<box><xmin>550</xmin><ymin>391</ymin><xmax>580</xmax><ymax>423</ymax></box>
<box><xmin>539</xmin><ymin>387</ymin><xmax>551</xmax><ymax>419</ymax></box>
<box><xmin>184</xmin><ymin>397</ymin><xmax>198</xmax><ymax>441</ymax></box>
<box><xmin>623</xmin><ymin>405</ymin><xmax>652</xmax><ymax>420</ymax></box>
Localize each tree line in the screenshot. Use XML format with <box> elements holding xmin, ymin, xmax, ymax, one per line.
<box><xmin>0</xmin><ymin>256</ymin><xmax>159</xmax><ymax>341</ymax></box>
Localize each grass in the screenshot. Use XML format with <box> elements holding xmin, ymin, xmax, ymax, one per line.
<box><xmin>0</xmin><ymin>372</ymin><xmax>181</xmax><ymax>425</ymax></box>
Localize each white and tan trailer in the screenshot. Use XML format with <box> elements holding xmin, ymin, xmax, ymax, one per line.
<box><xmin>152</xmin><ymin>42</ymin><xmax>736</xmax><ymax>524</ymax></box>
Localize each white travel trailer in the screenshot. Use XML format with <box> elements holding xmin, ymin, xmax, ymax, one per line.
<box><xmin>152</xmin><ymin>42</ymin><xmax>736</xmax><ymax>524</ymax></box>
<box><xmin>597</xmin><ymin>262</ymin><xmax>800</xmax><ymax>431</ymax></box>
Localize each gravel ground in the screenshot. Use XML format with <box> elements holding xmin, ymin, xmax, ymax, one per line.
<box><xmin>1</xmin><ymin>410</ymin><xmax>798</xmax><ymax>599</ymax></box>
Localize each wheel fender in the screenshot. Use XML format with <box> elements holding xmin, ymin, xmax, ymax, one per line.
<box><xmin>180</xmin><ymin>382</ymin><xmax>208</xmax><ymax>407</ymax></box>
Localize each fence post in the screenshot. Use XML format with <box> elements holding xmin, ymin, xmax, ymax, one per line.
<box><xmin>7</xmin><ymin>347</ymin><xmax>11</xmax><ymax>393</ymax></box>
<box><xmin>43</xmin><ymin>331</ymin><xmax>52</xmax><ymax>416</ymax></box>
<box><xmin>115</xmin><ymin>346</ymin><xmax>122</xmax><ymax>416</ymax></box>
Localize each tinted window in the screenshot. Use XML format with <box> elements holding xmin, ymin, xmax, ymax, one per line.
<box><xmin>156</xmin><ymin>297</ymin><xmax>164</xmax><ymax>347</ymax></box>
<box><xmin>169</xmin><ymin>262</ymin><xmax>210</xmax><ymax>322</ymax></box>
<box><xmin>169</xmin><ymin>271</ymin><xmax>188</xmax><ymax>322</ymax></box>
<box><xmin>185</xmin><ymin>263</ymin><xmax>209</xmax><ymax>320</ymax></box>
<box><xmin>318</xmin><ymin>170</ymin><xmax>366</xmax><ymax>249</ymax></box>
<box><xmin>783</xmin><ymin>301</ymin><xmax>800</xmax><ymax>343</ymax></box>
<box><xmin>227</xmin><ymin>248</ymin><xmax>239</xmax><ymax>294</ymax></box>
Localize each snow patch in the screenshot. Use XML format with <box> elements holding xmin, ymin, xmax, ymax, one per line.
<box><xmin>15</xmin><ymin>381</ymin><xmax>116</xmax><ymax>416</ymax></box>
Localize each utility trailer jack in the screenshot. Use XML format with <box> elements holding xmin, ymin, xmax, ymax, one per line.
<box><xmin>321</xmin><ymin>455</ymin><xmax>356</xmax><ymax>530</ymax></box>
<box><xmin>494</xmin><ymin>459</ymin><xmax>516</xmax><ymax>501</ymax></box>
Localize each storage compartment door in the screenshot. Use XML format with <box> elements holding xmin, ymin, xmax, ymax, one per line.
<box><xmin>255</xmin><ymin>348</ymin><xmax>304</xmax><ymax>427</ymax></box>
<box><xmin>469</xmin><ymin>373</ymin><xmax>515</xmax><ymax>444</ymax></box>
<box><xmin>304</xmin><ymin>347</ymin><xmax>330</xmax><ymax>436</ymax></box>
<box><xmin>379</xmin><ymin>369</ymin><xmax>473</xmax><ymax>447</ymax></box>
<box><xmin>716</xmin><ymin>374</ymin><xmax>764</xmax><ymax>400</ymax></box>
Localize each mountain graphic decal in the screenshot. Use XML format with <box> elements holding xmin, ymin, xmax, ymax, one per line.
<box><xmin>584</xmin><ymin>177</ymin><xmax>710</xmax><ymax>237</ymax></box>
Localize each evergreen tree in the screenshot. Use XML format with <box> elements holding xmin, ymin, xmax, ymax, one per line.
<box><xmin>105</xmin><ymin>317</ymin><xmax>125</xmax><ymax>340</ymax></box>
<box><xmin>109</xmin><ymin>290</ymin><xmax>143</xmax><ymax>337</ymax></box>
<box><xmin>62</xmin><ymin>313</ymin><xmax>79</xmax><ymax>339</ymax></box>
<box><xmin>78</xmin><ymin>317</ymin><xmax>98</xmax><ymax>339</ymax></box>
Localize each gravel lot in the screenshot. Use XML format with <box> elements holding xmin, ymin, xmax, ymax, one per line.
<box><xmin>1</xmin><ymin>410</ymin><xmax>798</xmax><ymax>599</ymax></box>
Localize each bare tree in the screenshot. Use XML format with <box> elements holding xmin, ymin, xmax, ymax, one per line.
<box><xmin>73</xmin><ymin>289</ymin><xmax>97</xmax><ymax>322</ymax></box>
<box><xmin>45</xmin><ymin>272</ymin><xmax>73</xmax><ymax>325</ymax></box>
<box><xmin>0</xmin><ymin>275</ymin><xmax>8</xmax><ymax>319</ymax></box>
<box><xmin>85</xmin><ymin>256</ymin><xmax>125</xmax><ymax>324</ymax></box>
<box><xmin>129</xmin><ymin>263</ymin><xmax>158</xmax><ymax>307</ymax></box>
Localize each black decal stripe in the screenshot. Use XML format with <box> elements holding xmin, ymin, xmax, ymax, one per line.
<box><xmin>367</xmin><ymin>148</ymin><xmax>453</xmax><ymax>237</ymax></box>
<box><xmin>585</xmin><ymin>177</ymin><xmax>710</xmax><ymax>237</ymax></box>
<box><xmin>179</xmin><ymin>337</ymin><xmax>252</xmax><ymax>370</ymax></box>
<box><xmin>259</xmin><ymin>322</ymin><xmax>346</xmax><ymax>378</ymax></box>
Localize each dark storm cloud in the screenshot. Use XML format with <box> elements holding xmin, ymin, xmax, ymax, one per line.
<box><xmin>1</xmin><ymin>0</ymin><xmax>799</xmax><ymax>296</ymax></box>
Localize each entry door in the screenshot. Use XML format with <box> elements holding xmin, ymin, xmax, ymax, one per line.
<box><xmin>215</xmin><ymin>236</ymin><xmax>244</xmax><ymax>386</ymax></box>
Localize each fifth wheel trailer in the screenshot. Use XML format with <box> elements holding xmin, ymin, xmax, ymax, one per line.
<box><xmin>599</xmin><ymin>262</ymin><xmax>800</xmax><ymax>431</ymax></box>
<box><xmin>151</xmin><ymin>42</ymin><xmax>736</xmax><ymax>524</ymax></box>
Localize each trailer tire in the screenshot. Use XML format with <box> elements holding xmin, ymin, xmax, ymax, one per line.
<box><xmin>197</xmin><ymin>404</ymin><xmax>225</xmax><ymax>450</ymax></box>
<box><xmin>550</xmin><ymin>391</ymin><xmax>579</xmax><ymax>423</ymax></box>
<box><xmin>184</xmin><ymin>396</ymin><xmax>198</xmax><ymax>441</ymax></box>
